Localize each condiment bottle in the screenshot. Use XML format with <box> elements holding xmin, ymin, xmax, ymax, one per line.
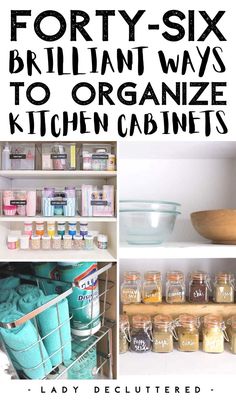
<box><xmin>119</xmin><ymin>314</ymin><xmax>130</xmax><ymax>354</ymax></box>
<box><xmin>202</xmin><ymin>314</ymin><xmax>228</xmax><ymax>353</ymax></box>
<box><xmin>176</xmin><ymin>314</ymin><xmax>199</xmax><ymax>352</ymax></box>
<box><xmin>213</xmin><ymin>272</ymin><xmax>235</xmax><ymax>303</ymax></box>
<box><xmin>227</xmin><ymin>315</ymin><xmax>236</xmax><ymax>354</ymax></box>
<box><xmin>142</xmin><ymin>271</ymin><xmax>162</xmax><ymax>304</ymax></box>
<box><xmin>121</xmin><ymin>271</ymin><xmax>142</xmax><ymax>305</ymax></box>
<box><xmin>189</xmin><ymin>271</ymin><xmax>211</xmax><ymax>303</ymax></box>
<box><xmin>152</xmin><ymin>314</ymin><xmax>175</xmax><ymax>353</ymax></box>
<box><xmin>130</xmin><ymin>314</ymin><xmax>152</xmax><ymax>353</ymax></box>
<box><xmin>166</xmin><ymin>271</ymin><xmax>185</xmax><ymax>304</ymax></box>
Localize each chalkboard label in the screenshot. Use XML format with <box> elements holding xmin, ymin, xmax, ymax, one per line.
<box><xmin>10</xmin><ymin>154</ymin><xmax>26</xmax><ymax>159</ymax></box>
<box><xmin>51</xmin><ymin>154</ymin><xmax>67</xmax><ymax>159</ymax></box>
<box><xmin>91</xmin><ymin>200</ymin><xmax>108</xmax><ymax>206</ymax></box>
<box><xmin>10</xmin><ymin>200</ymin><xmax>27</xmax><ymax>206</ymax></box>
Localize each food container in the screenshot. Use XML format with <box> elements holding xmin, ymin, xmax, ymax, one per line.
<box><xmin>120</xmin><ymin>209</ymin><xmax>180</xmax><ymax>245</ymax></box>
<box><xmin>202</xmin><ymin>314</ymin><xmax>228</xmax><ymax>353</ymax></box>
<box><xmin>121</xmin><ymin>271</ymin><xmax>142</xmax><ymax>305</ymax></box>
<box><xmin>42</xmin><ymin>235</ymin><xmax>51</xmax><ymax>250</ymax></box>
<box><xmin>130</xmin><ymin>314</ymin><xmax>152</xmax><ymax>353</ymax></box>
<box><xmin>63</xmin><ymin>234</ymin><xmax>73</xmax><ymax>250</ymax></box>
<box><xmin>81</xmin><ymin>185</ymin><xmax>114</xmax><ymax>217</ymax></box>
<box><xmin>1</xmin><ymin>143</ymin><xmax>35</xmax><ymax>170</ymax></box>
<box><xmin>189</xmin><ymin>271</ymin><xmax>211</xmax><ymax>303</ymax></box>
<box><xmin>52</xmin><ymin>235</ymin><xmax>61</xmax><ymax>250</ymax></box>
<box><xmin>213</xmin><ymin>272</ymin><xmax>235</xmax><ymax>303</ymax></box>
<box><xmin>19</xmin><ymin>235</ymin><xmax>30</xmax><ymax>250</ymax></box>
<box><xmin>84</xmin><ymin>235</ymin><xmax>94</xmax><ymax>250</ymax></box>
<box><xmin>41</xmin><ymin>143</ymin><xmax>76</xmax><ymax>170</ymax></box>
<box><xmin>42</xmin><ymin>188</ymin><xmax>76</xmax><ymax>217</ymax></box>
<box><xmin>152</xmin><ymin>314</ymin><xmax>175</xmax><ymax>353</ymax></box>
<box><xmin>31</xmin><ymin>235</ymin><xmax>41</xmax><ymax>250</ymax></box>
<box><xmin>7</xmin><ymin>235</ymin><xmax>19</xmax><ymax>250</ymax></box>
<box><xmin>166</xmin><ymin>271</ymin><xmax>185</xmax><ymax>304</ymax></box>
<box><xmin>176</xmin><ymin>314</ymin><xmax>199</xmax><ymax>352</ymax></box>
<box><xmin>97</xmin><ymin>234</ymin><xmax>108</xmax><ymax>249</ymax></box>
<box><xmin>80</xmin><ymin>143</ymin><xmax>116</xmax><ymax>171</ymax></box>
<box><xmin>119</xmin><ymin>315</ymin><xmax>130</xmax><ymax>354</ymax></box>
<box><xmin>73</xmin><ymin>235</ymin><xmax>84</xmax><ymax>250</ymax></box>
<box><xmin>2</xmin><ymin>190</ymin><xmax>36</xmax><ymax>217</ymax></box>
<box><xmin>142</xmin><ymin>271</ymin><xmax>162</xmax><ymax>304</ymax></box>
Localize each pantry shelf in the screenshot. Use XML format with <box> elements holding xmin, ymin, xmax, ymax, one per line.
<box><xmin>0</xmin><ymin>215</ymin><xmax>117</xmax><ymax>223</ymax></box>
<box><xmin>123</xmin><ymin>302</ymin><xmax>236</xmax><ymax>318</ymax></box>
<box><xmin>0</xmin><ymin>170</ymin><xmax>117</xmax><ymax>179</ymax></box>
<box><xmin>119</xmin><ymin>242</ymin><xmax>236</xmax><ymax>259</ymax></box>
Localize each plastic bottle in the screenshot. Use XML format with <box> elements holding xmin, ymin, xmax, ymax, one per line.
<box><xmin>2</xmin><ymin>143</ymin><xmax>11</xmax><ymax>170</ymax></box>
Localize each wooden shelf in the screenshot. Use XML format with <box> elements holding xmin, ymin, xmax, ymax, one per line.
<box><xmin>123</xmin><ymin>301</ymin><xmax>236</xmax><ymax>318</ymax></box>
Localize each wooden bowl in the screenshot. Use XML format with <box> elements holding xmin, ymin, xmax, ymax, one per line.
<box><xmin>191</xmin><ymin>209</ymin><xmax>236</xmax><ymax>244</ymax></box>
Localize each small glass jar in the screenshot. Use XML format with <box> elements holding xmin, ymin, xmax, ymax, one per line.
<box><xmin>57</xmin><ymin>221</ymin><xmax>66</xmax><ymax>238</ymax></box>
<box><xmin>80</xmin><ymin>221</ymin><xmax>88</xmax><ymax>238</ymax></box>
<box><xmin>23</xmin><ymin>221</ymin><xmax>33</xmax><ymax>238</ymax></box>
<box><xmin>68</xmin><ymin>221</ymin><xmax>77</xmax><ymax>238</ymax></box>
<box><xmin>7</xmin><ymin>235</ymin><xmax>19</xmax><ymax>250</ymax></box>
<box><xmin>121</xmin><ymin>271</ymin><xmax>142</xmax><ymax>305</ymax></box>
<box><xmin>142</xmin><ymin>271</ymin><xmax>162</xmax><ymax>304</ymax></box>
<box><xmin>31</xmin><ymin>235</ymin><xmax>41</xmax><ymax>250</ymax></box>
<box><xmin>152</xmin><ymin>314</ymin><xmax>174</xmax><ymax>353</ymax></box>
<box><xmin>166</xmin><ymin>271</ymin><xmax>185</xmax><ymax>304</ymax></box>
<box><xmin>119</xmin><ymin>314</ymin><xmax>130</xmax><ymax>354</ymax></box>
<box><xmin>63</xmin><ymin>234</ymin><xmax>72</xmax><ymax>249</ymax></box>
<box><xmin>52</xmin><ymin>234</ymin><xmax>61</xmax><ymax>250</ymax></box>
<box><xmin>189</xmin><ymin>271</ymin><xmax>211</xmax><ymax>303</ymax></box>
<box><xmin>227</xmin><ymin>315</ymin><xmax>236</xmax><ymax>354</ymax></box>
<box><xmin>47</xmin><ymin>221</ymin><xmax>55</xmax><ymax>238</ymax></box>
<box><xmin>97</xmin><ymin>234</ymin><xmax>108</xmax><ymax>249</ymax></box>
<box><xmin>213</xmin><ymin>272</ymin><xmax>235</xmax><ymax>303</ymax></box>
<box><xmin>35</xmin><ymin>221</ymin><xmax>44</xmax><ymax>236</ymax></box>
<box><xmin>202</xmin><ymin>314</ymin><xmax>228</xmax><ymax>353</ymax></box>
<box><xmin>20</xmin><ymin>235</ymin><xmax>30</xmax><ymax>250</ymax></box>
<box><xmin>130</xmin><ymin>314</ymin><xmax>152</xmax><ymax>353</ymax></box>
<box><xmin>84</xmin><ymin>235</ymin><xmax>94</xmax><ymax>250</ymax></box>
<box><xmin>177</xmin><ymin>314</ymin><xmax>199</xmax><ymax>352</ymax></box>
<box><xmin>74</xmin><ymin>234</ymin><xmax>84</xmax><ymax>250</ymax></box>
<box><xmin>42</xmin><ymin>235</ymin><xmax>51</xmax><ymax>250</ymax></box>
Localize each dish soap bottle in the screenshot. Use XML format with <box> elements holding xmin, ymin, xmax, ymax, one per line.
<box><xmin>2</xmin><ymin>143</ymin><xmax>11</xmax><ymax>170</ymax></box>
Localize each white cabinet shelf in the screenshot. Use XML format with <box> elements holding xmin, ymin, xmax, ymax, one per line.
<box><xmin>0</xmin><ymin>215</ymin><xmax>117</xmax><ymax>223</ymax></box>
<box><xmin>119</xmin><ymin>242</ymin><xmax>236</xmax><ymax>259</ymax></box>
<box><xmin>0</xmin><ymin>170</ymin><xmax>117</xmax><ymax>179</ymax></box>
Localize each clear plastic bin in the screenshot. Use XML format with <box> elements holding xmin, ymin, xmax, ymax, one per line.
<box><xmin>41</xmin><ymin>143</ymin><xmax>76</xmax><ymax>170</ymax></box>
<box><xmin>1</xmin><ymin>190</ymin><xmax>37</xmax><ymax>217</ymax></box>
<box><xmin>80</xmin><ymin>185</ymin><xmax>114</xmax><ymax>217</ymax></box>
<box><xmin>80</xmin><ymin>144</ymin><xmax>116</xmax><ymax>171</ymax></box>
<box><xmin>1</xmin><ymin>143</ymin><xmax>35</xmax><ymax>170</ymax></box>
<box><xmin>41</xmin><ymin>187</ymin><xmax>77</xmax><ymax>217</ymax></box>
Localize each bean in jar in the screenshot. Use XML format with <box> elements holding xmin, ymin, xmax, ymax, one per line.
<box><xmin>121</xmin><ymin>272</ymin><xmax>141</xmax><ymax>304</ymax></box>
<box><xmin>130</xmin><ymin>314</ymin><xmax>152</xmax><ymax>353</ymax></box>
<box><xmin>142</xmin><ymin>271</ymin><xmax>162</xmax><ymax>304</ymax></box>
<box><xmin>177</xmin><ymin>314</ymin><xmax>199</xmax><ymax>352</ymax></box>
<box><xmin>213</xmin><ymin>272</ymin><xmax>235</xmax><ymax>303</ymax></box>
<box><xmin>202</xmin><ymin>314</ymin><xmax>228</xmax><ymax>353</ymax></box>
<box><xmin>189</xmin><ymin>271</ymin><xmax>211</xmax><ymax>303</ymax></box>
<box><xmin>152</xmin><ymin>314</ymin><xmax>174</xmax><ymax>353</ymax></box>
<box><xmin>166</xmin><ymin>271</ymin><xmax>185</xmax><ymax>303</ymax></box>
<box><xmin>119</xmin><ymin>314</ymin><xmax>130</xmax><ymax>354</ymax></box>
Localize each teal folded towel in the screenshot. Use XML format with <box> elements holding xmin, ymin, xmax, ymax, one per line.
<box><xmin>18</xmin><ymin>288</ymin><xmax>44</xmax><ymax>315</ymax></box>
<box><xmin>0</xmin><ymin>289</ymin><xmax>20</xmax><ymax>305</ymax></box>
<box><xmin>0</xmin><ymin>277</ymin><xmax>20</xmax><ymax>290</ymax></box>
<box><xmin>0</xmin><ymin>302</ymin><xmax>15</xmax><ymax>318</ymax></box>
<box><xmin>37</xmin><ymin>295</ymin><xmax>72</xmax><ymax>367</ymax></box>
<box><xmin>16</xmin><ymin>284</ymin><xmax>37</xmax><ymax>297</ymax></box>
<box><xmin>0</xmin><ymin>311</ymin><xmax>52</xmax><ymax>379</ymax></box>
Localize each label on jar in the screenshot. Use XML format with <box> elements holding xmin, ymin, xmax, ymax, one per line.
<box><xmin>92</xmin><ymin>154</ymin><xmax>109</xmax><ymax>160</ymax></box>
<box><xmin>51</xmin><ymin>154</ymin><xmax>67</xmax><ymax>159</ymax></box>
<box><xmin>10</xmin><ymin>200</ymin><xmax>27</xmax><ymax>205</ymax></box>
<box><xmin>131</xmin><ymin>337</ymin><xmax>150</xmax><ymax>352</ymax></box>
<box><xmin>10</xmin><ymin>154</ymin><xmax>26</xmax><ymax>159</ymax></box>
<box><xmin>154</xmin><ymin>338</ymin><xmax>170</xmax><ymax>348</ymax></box>
<box><xmin>51</xmin><ymin>200</ymin><xmax>67</xmax><ymax>206</ymax></box>
<box><xmin>91</xmin><ymin>200</ymin><xmax>108</xmax><ymax>206</ymax></box>
<box><xmin>193</xmin><ymin>289</ymin><xmax>205</xmax><ymax>298</ymax></box>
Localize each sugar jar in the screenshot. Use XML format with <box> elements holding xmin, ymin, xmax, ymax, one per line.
<box><xmin>166</xmin><ymin>271</ymin><xmax>185</xmax><ymax>304</ymax></box>
<box><xmin>227</xmin><ymin>315</ymin><xmax>236</xmax><ymax>354</ymax></box>
<box><xmin>119</xmin><ymin>314</ymin><xmax>130</xmax><ymax>354</ymax></box>
<box><xmin>152</xmin><ymin>314</ymin><xmax>175</xmax><ymax>353</ymax></box>
<box><xmin>176</xmin><ymin>314</ymin><xmax>199</xmax><ymax>352</ymax></box>
<box><xmin>189</xmin><ymin>271</ymin><xmax>211</xmax><ymax>303</ymax></box>
<box><xmin>130</xmin><ymin>314</ymin><xmax>152</xmax><ymax>353</ymax></box>
<box><xmin>202</xmin><ymin>314</ymin><xmax>228</xmax><ymax>353</ymax></box>
<box><xmin>142</xmin><ymin>271</ymin><xmax>162</xmax><ymax>304</ymax></box>
<box><xmin>213</xmin><ymin>272</ymin><xmax>235</xmax><ymax>303</ymax></box>
<box><xmin>121</xmin><ymin>271</ymin><xmax>141</xmax><ymax>305</ymax></box>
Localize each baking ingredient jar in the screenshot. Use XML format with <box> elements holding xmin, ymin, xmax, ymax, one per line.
<box><xmin>52</xmin><ymin>235</ymin><xmax>61</xmax><ymax>250</ymax></box>
<box><xmin>121</xmin><ymin>271</ymin><xmax>142</xmax><ymax>304</ymax></box>
<box><xmin>189</xmin><ymin>271</ymin><xmax>211</xmax><ymax>303</ymax></box>
<box><xmin>152</xmin><ymin>314</ymin><xmax>175</xmax><ymax>353</ymax></box>
<box><xmin>166</xmin><ymin>271</ymin><xmax>185</xmax><ymax>303</ymax></box>
<box><xmin>92</xmin><ymin>148</ymin><xmax>108</xmax><ymax>171</ymax></box>
<box><xmin>42</xmin><ymin>235</ymin><xmax>51</xmax><ymax>250</ymax></box>
<box><xmin>31</xmin><ymin>235</ymin><xmax>41</xmax><ymax>250</ymax></box>
<box><xmin>130</xmin><ymin>314</ymin><xmax>152</xmax><ymax>352</ymax></box>
<box><xmin>142</xmin><ymin>271</ymin><xmax>162</xmax><ymax>304</ymax></box>
<box><xmin>63</xmin><ymin>234</ymin><xmax>72</xmax><ymax>249</ymax></box>
<box><xmin>42</xmin><ymin>187</ymin><xmax>55</xmax><ymax>217</ymax></box>
<box><xmin>213</xmin><ymin>272</ymin><xmax>235</xmax><ymax>303</ymax></box>
<box><xmin>36</xmin><ymin>221</ymin><xmax>44</xmax><ymax>236</ymax></box>
<box><xmin>57</xmin><ymin>221</ymin><xmax>66</xmax><ymax>238</ymax></box>
<box><xmin>80</xmin><ymin>221</ymin><xmax>88</xmax><ymax>238</ymax></box>
<box><xmin>84</xmin><ymin>235</ymin><xmax>94</xmax><ymax>250</ymax></box>
<box><xmin>227</xmin><ymin>315</ymin><xmax>236</xmax><ymax>354</ymax></box>
<box><xmin>64</xmin><ymin>187</ymin><xmax>76</xmax><ymax>216</ymax></box>
<box><xmin>202</xmin><ymin>314</ymin><xmax>228</xmax><ymax>353</ymax></box>
<box><xmin>74</xmin><ymin>235</ymin><xmax>84</xmax><ymax>250</ymax></box>
<box><xmin>68</xmin><ymin>221</ymin><xmax>77</xmax><ymax>238</ymax></box>
<box><xmin>47</xmin><ymin>221</ymin><xmax>55</xmax><ymax>238</ymax></box>
<box><xmin>7</xmin><ymin>236</ymin><xmax>19</xmax><ymax>250</ymax></box>
<box><xmin>119</xmin><ymin>314</ymin><xmax>130</xmax><ymax>354</ymax></box>
<box><xmin>24</xmin><ymin>221</ymin><xmax>33</xmax><ymax>238</ymax></box>
<box><xmin>97</xmin><ymin>234</ymin><xmax>108</xmax><ymax>249</ymax></box>
<box><xmin>107</xmin><ymin>154</ymin><xmax>116</xmax><ymax>171</ymax></box>
<box><xmin>19</xmin><ymin>235</ymin><xmax>30</xmax><ymax>250</ymax></box>
<box><xmin>83</xmin><ymin>151</ymin><xmax>92</xmax><ymax>170</ymax></box>
<box><xmin>176</xmin><ymin>314</ymin><xmax>199</xmax><ymax>352</ymax></box>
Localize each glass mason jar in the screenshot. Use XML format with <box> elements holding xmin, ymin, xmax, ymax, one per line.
<box><xmin>202</xmin><ymin>314</ymin><xmax>228</xmax><ymax>353</ymax></box>
<box><xmin>227</xmin><ymin>315</ymin><xmax>236</xmax><ymax>354</ymax></box>
<box><xmin>189</xmin><ymin>271</ymin><xmax>211</xmax><ymax>303</ymax></box>
<box><xmin>130</xmin><ymin>314</ymin><xmax>152</xmax><ymax>353</ymax></box>
<box><xmin>213</xmin><ymin>272</ymin><xmax>235</xmax><ymax>303</ymax></box>
<box><xmin>121</xmin><ymin>271</ymin><xmax>141</xmax><ymax>304</ymax></box>
<box><xmin>166</xmin><ymin>271</ymin><xmax>185</xmax><ymax>304</ymax></box>
<box><xmin>152</xmin><ymin>314</ymin><xmax>175</xmax><ymax>353</ymax></box>
<box><xmin>142</xmin><ymin>271</ymin><xmax>162</xmax><ymax>304</ymax></box>
<box><xmin>177</xmin><ymin>314</ymin><xmax>199</xmax><ymax>352</ymax></box>
<box><xmin>119</xmin><ymin>314</ymin><xmax>130</xmax><ymax>354</ymax></box>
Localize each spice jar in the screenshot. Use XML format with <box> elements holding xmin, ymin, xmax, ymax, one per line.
<box><xmin>31</xmin><ymin>235</ymin><xmax>41</xmax><ymax>250</ymax></box>
<box><xmin>130</xmin><ymin>314</ymin><xmax>152</xmax><ymax>352</ymax></box>
<box><xmin>119</xmin><ymin>314</ymin><xmax>130</xmax><ymax>354</ymax></box>
<box><xmin>74</xmin><ymin>234</ymin><xmax>84</xmax><ymax>250</ymax></box>
<box><xmin>80</xmin><ymin>221</ymin><xmax>88</xmax><ymax>238</ymax></box>
<box><xmin>152</xmin><ymin>314</ymin><xmax>175</xmax><ymax>353</ymax></box>
<box><xmin>227</xmin><ymin>315</ymin><xmax>236</xmax><ymax>354</ymax></box>
<box><xmin>213</xmin><ymin>272</ymin><xmax>235</xmax><ymax>303</ymax></box>
<box><xmin>47</xmin><ymin>221</ymin><xmax>55</xmax><ymax>238</ymax></box>
<box><xmin>202</xmin><ymin>314</ymin><xmax>228</xmax><ymax>353</ymax></box>
<box><xmin>166</xmin><ymin>271</ymin><xmax>185</xmax><ymax>303</ymax></box>
<box><xmin>57</xmin><ymin>221</ymin><xmax>66</xmax><ymax>238</ymax></box>
<box><xmin>177</xmin><ymin>314</ymin><xmax>199</xmax><ymax>352</ymax></box>
<box><xmin>142</xmin><ymin>271</ymin><xmax>162</xmax><ymax>304</ymax></box>
<box><xmin>42</xmin><ymin>235</ymin><xmax>51</xmax><ymax>250</ymax></box>
<box><xmin>52</xmin><ymin>235</ymin><xmax>61</xmax><ymax>250</ymax></box>
<box><xmin>7</xmin><ymin>236</ymin><xmax>19</xmax><ymax>250</ymax></box>
<box><xmin>97</xmin><ymin>234</ymin><xmax>108</xmax><ymax>249</ymax></box>
<box><xmin>189</xmin><ymin>271</ymin><xmax>211</xmax><ymax>303</ymax></box>
<box><xmin>84</xmin><ymin>235</ymin><xmax>94</xmax><ymax>250</ymax></box>
<box><xmin>63</xmin><ymin>234</ymin><xmax>72</xmax><ymax>249</ymax></box>
<box><xmin>121</xmin><ymin>271</ymin><xmax>142</xmax><ymax>304</ymax></box>
<box><xmin>36</xmin><ymin>221</ymin><xmax>44</xmax><ymax>236</ymax></box>
<box><xmin>68</xmin><ymin>221</ymin><xmax>77</xmax><ymax>238</ymax></box>
<box><xmin>23</xmin><ymin>221</ymin><xmax>33</xmax><ymax>238</ymax></box>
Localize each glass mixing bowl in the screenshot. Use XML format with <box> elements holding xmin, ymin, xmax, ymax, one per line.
<box><xmin>120</xmin><ymin>200</ymin><xmax>181</xmax><ymax>212</ymax></box>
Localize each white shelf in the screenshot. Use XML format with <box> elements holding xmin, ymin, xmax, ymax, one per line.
<box><xmin>0</xmin><ymin>170</ymin><xmax>117</xmax><ymax>179</ymax></box>
<box><xmin>120</xmin><ymin>345</ymin><xmax>236</xmax><ymax>376</ymax></box>
<box><xmin>0</xmin><ymin>215</ymin><xmax>117</xmax><ymax>223</ymax></box>
<box><xmin>0</xmin><ymin>246</ymin><xmax>116</xmax><ymax>262</ymax></box>
<box><xmin>119</xmin><ymin>242</ymin><xmax>236</xmax><ymax>259</ymax></box>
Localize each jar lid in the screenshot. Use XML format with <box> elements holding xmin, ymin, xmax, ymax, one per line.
<box><xmin>190</xmin><ymin>271</ymin><xmax>209</xmax><ymax>281</ymax></box>
<box><xmin>63</xmin><ymin>235</ymin><xmax>72</xmax><ymax>239</ymax></box>
<box><xmin>52</xmin><ymin>235</ymin><xmax>61</xmax><ymax>240</ymax></box>
<box><xmin>7</xmin><ymin>236</ymin><xmax>18</xmax><ymax>242</ymax></box>
<box><xmin>24</xmin><ymin>221</ymin><xmax>33</xmax><ymax>224</ymax></box>
<box><xmin>36</xmin><ymin>220</ymin><xmax>44</xmax><ymax>224</ymax></box>
<box><xmin>69</xmin><ymin>221</ymin><xmax>77</xmax><ymax>225</ymax></box>
<box><xmin>124</xmin><ymin>271</ymin><xmax>141</xmax><ymax>281</ymax></box>
<box><xmin>98</xmin><ymin>234</ymin><xmax>108</xmax><ymax>242</ymax></box>
<box><xmin>74</xmin><ymin>235</ymin><xmax>83</xmax><ymax>240</ymax></box>
<box><xmin>96</xmin><ymin>148</ymin><xmax>107</xmax><ymax>153</ymax></box>
<box><xmin>120</xmin><ymin>314</ymin><xmax>129</xmax><ymax>329</ymax></box>
<box><xmin>132</xmin><ymin>314</ymin><xmax>151</xmax><ymax>328</ymax></box>
<box><xmin>153</xmin><ymin>314</ymin><xmax>172</xmax><ymax>328</ymax></box>
<box><xmin>42</xmin><ymin>235</ymin><xmax>51</xmax><ymax>240</ymax></box>
<box><xmin>178</xmin><ymin>314</ymin><xmax>199</xmax><ymax>328</ymax></box>
<box><xmin>80</xmin><ymin>221</ymin><xmax>88</xmax><ymax>225</ymax></box>
<box><xmin>84</xmin><ymin>235</ymin><xmax>94</xmax><ymax>240</ymax></box>
<box><xmin>31</xmin><ymin>235</ymin><xmax>40</xmax><ymax>239</ymax></box>
<box><xmin>144</xmin><ymin>271</ymin><xmax>161</xmax><ymax>281</ymax></box>
<box><xmin>166</xmin><ymin>271</ymin><xmax>184</xmax><ymax>281</ymax></box>
<box><xmin>47</xmin><ymin>221</ymin><xmax>56</xmax><ymax>224</ymax></box>
<box><xmin>20</xmin><ymin>235</ymin><xmax>30</xmax><ymax>240</ymax></box>
<box><xmin>215</xmin><ymin>272</ymin><xmax>234</xmax><ymax>282</ymax></box>
<box><xmin>58</xmin><ymin>221</ymin><xmax>66</xmax><ymax>224</ymax></box>
<box><xmin>203</xmin><ymin>314</ymin><xmax>224</xmax><ymax>328</ymax></box>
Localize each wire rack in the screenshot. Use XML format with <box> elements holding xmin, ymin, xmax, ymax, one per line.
<box><xmin>0</xmin><ymin>262</ymin><xmax>115</xmax><ymax>380</ymax></box>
